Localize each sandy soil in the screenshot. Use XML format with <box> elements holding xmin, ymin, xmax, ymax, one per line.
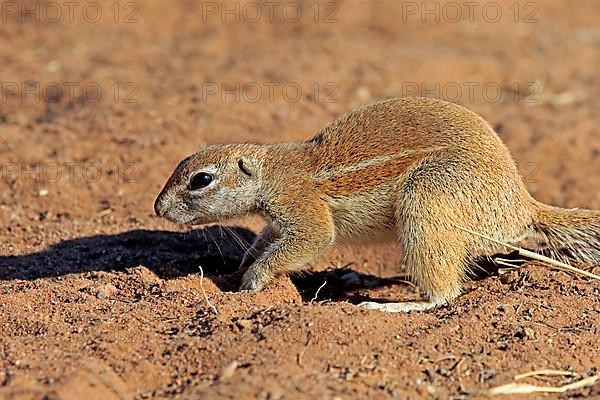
<box><xmin>0</xmin><ymin>0</ymin><xmax>599</xmax><ymax>399</ymax></box>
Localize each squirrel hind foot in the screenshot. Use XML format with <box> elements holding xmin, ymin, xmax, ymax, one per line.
<box><xmin>357</xmin><ymin>301</ymin><xmax>437</xmax><ymax>313</ymax></box>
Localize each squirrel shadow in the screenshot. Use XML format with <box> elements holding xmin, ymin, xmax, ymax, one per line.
<box><xmin>289</xmin><ymin>259</ymin><xmax>506</xmax><ymax>304</ymax></box>
<box><xmin>0</xmin><ymin>226</ymin><xmax>507</xmax><ymax>303</ymax></box>
<box><xmin>0</xmin><ymin>227</ymin><xmax>254</xmax><ymax>282</ymax></box>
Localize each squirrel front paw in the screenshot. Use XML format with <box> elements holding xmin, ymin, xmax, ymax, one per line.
<box><xmin>239</xmin><ymin>267</ymin><xmax>271</xmax><ymax>292</ymax></box>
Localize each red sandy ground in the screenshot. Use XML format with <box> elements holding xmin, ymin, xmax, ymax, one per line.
<box><xmin>0</xmin><ymin>0</ymin><xmax>598</xmax><ymax>399</ymax></box>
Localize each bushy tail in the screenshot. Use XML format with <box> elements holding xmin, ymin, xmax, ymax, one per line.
<box><xmin>532</xmin><ymin>204</ymin><xmax>600</xmax><ymax>266</ymax></box>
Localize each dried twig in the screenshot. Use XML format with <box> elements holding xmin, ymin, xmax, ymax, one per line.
<box><xmin>311</xmin><ymin>281</ymin><xmax>327</xmax><ymax>303</ymax></box>
<box><xmin>96</xmin><ymin>208</ymin><xmax>113</xmax><ymax>217</ymax></box>
<box><xmin>199</xmin><ymin>265</ymin><xmax>218</xmax><ymax>315</ymax></box>
<box><xmin>296</xmin><ymin>332</ymin><xmax>313</xmax><ymax>367</ymax></box>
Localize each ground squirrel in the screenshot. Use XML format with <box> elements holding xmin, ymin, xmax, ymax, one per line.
<box><xmin>154</xmin><ymin>97</ymin><xmax>600</xmax><ymax>312</ymax></box>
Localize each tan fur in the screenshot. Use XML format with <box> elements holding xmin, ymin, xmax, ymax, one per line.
<box><xmin>154</xmin><ymin>97</ymin><xmax>600</xmax><ymax>305</ymax></box>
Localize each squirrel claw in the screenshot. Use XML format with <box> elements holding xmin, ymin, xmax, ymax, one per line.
<box><xmin>239</xmin><ymin>277</ymin><xmax>265</xmax><ymax>292</ymax></box>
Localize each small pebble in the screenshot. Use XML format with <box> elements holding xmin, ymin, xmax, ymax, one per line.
<box><xmin>95</xmin><ymin>284</ymin><xmax>118</xmax><ymax>299</ymax></box>
<box><xmin>219</xmin><ymin>361</ymin><xmax>239</xmax><ymax>380</ymax></box>
<box><xmin>235</xmin><ymin>319</ymin><xmax>252</xmax><ymax>330</ymax></box>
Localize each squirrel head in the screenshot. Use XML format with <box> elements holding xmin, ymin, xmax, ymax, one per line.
<box><xmin>154</xmin><ymin>143</ymin><xmax>263</xmax><ymax>225</ymax></box>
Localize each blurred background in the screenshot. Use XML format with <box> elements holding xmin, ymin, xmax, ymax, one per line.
<box><xmin>1</xmin><ymin>0</ymin><xmax>598</xmax><ymax>243</ymax></box>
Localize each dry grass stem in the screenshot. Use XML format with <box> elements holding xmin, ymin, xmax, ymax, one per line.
<box><xmin>514</xmin><ymin>369</ymin><xmax>578</xmax><ymax>380</ymax></box>
<box><xmin>311</xmin><ymin>281</ymin><xmax>327</xmax><ymax>303</ymax></box>
<box><xmin>455</xmin><ymin>225</ymin><xmax>600</xmax><ymax>281</ymax></box>
<box><xmin>198</xmin><ymin>265</ymin><xmax>218</xmax><ymax>315</ymax></box>
<box><xmin>489</xmin><ymin>373</ymin><xmax>598</xmax><ymax>395</ymax></box>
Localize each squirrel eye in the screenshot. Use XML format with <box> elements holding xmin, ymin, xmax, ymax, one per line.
<box><xmin>188</xmin><ymin>172</ymin><xmax>213</xmax><ymax>190</ymax></box>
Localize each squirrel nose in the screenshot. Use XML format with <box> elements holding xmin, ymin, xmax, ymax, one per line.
<box><xmin>154</xmin><ymin>194</ymin><xmax>168</xmax><ymax>217</ymax></box>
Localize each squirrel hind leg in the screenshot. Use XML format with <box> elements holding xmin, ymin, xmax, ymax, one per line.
<box><xmin>396</xmin><ymin>196</ymin><xmax>471</xmax><ymax>306</ymax></box>
<box><xmin>359</xmin><ymin>219</ymin><xmax>469</xmax><ymax>312</ymax></box>
<box><xmin>403</xmin><ymin>221</ymin><xmax>470</xmax><ymax>304</ymax></box>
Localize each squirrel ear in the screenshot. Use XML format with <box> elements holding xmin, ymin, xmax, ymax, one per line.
<box><xmin>237</xmin><ymin>158</ymin><xmax>254</xmax><ymax>177</ymax></box>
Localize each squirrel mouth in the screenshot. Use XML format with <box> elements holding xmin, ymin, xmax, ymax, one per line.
<box><xmin>156</xmin><ymin>211</ymin><xmax>201</xmax><ymax>226</ymax></box>
<box><xmin>183</xmin><ymin>216</ymin><xmax>208</xmax><ymax>226</ymax></box>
